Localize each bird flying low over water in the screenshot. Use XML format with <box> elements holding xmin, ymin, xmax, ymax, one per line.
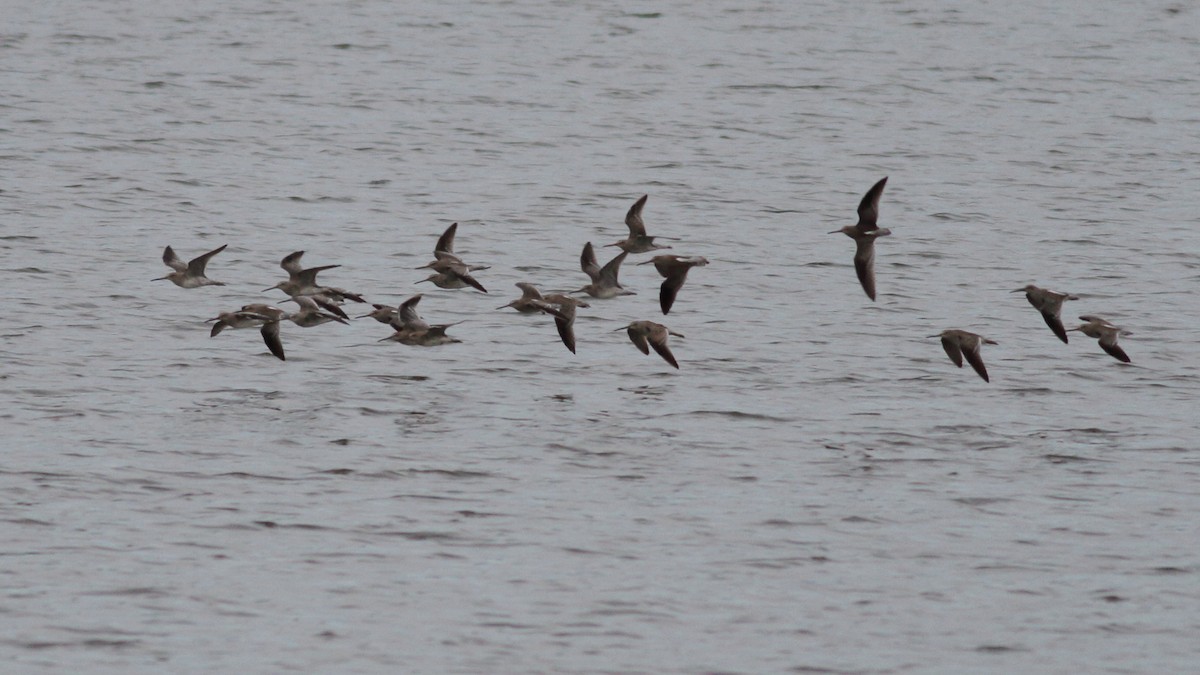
<box><xmin>379</xmin><ymin>294</ymin><xmax>462</xmax><ymax>346</ymax></box>
<box><xmin>497</xmin><ymin>282</ymin><xmax>545</xmax><ymax>313</ymax></box>
<box><xmin>1070</xmin><ymin>315</ymin><xmax>1131</xmax><ymax>363</ymax></box>
<box><xmin>577</xmin><ymin>242</ymin><xmax>635</xmax><ymax>299</ymax></box>
<box><xmin>830</xmin><ymin>177</ymin><xmax>891</xmax><ymax>301</ymax></box>
<box><xmin>417</xmin><ymin>255</ymin><xmax>488</xmax><ymax>293</ymax></box>
<box><xmin>1014</xmin><ymin>284</ymin><xmax>1078</xmax><ymax>344</ymax></box>
<box><xmin>156</xmin><ymin>244</ymin><xmax>227</xmax><ymax>288</ymax></box>
<box><xmin>607</xmin><ymin>194</ymin><xmax>673</xmax><ymax>253</ymax></box>
<box><xmin>207</xmin><ymin>304</ymin><xmax>286</xmax><ymax>361</ymax></box>
<box><xmin>617</xmin><ymin>320</ymin><xmax>685</xmax><ymax>369</ymax></box>
<box><xmin>264</xmin><ymin>250</ymin><xmax>365</xmax><ymax>315</ymax></box>
<box><xmin>530</xmin><ymin>294</ymin><xmax>590</xmax><ymax>354</ymax></box>
<box><xmin>932</xmin><ymin>329</ymin><xmax>996</xmax><ymax>382</ymax></box>
<box><xmin>416</xmin><ymin>222</ymin><xmax>490</xmax><ymax>272</ymax></box>
<box><xmin>639</xmin><ymin>255</ymin><xmax>709</xmax><ymax>315</ymax></box>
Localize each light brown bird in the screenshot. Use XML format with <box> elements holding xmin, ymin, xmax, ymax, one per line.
<box><xmin>932</xmin><ymin>329</ymin><xmax>996</xmax><ymax>382</ymax></box>
<box><xmin>607</xmin><ymin>195</ymin><xmax>673</xmax><ymax>253</ymax></box>
<box><xmin>155</xmin><ymin>244</ymin><xmax>227</xmax><ymax>288</ymax></box>
<box><xmin>1013</xmin><ymin>284</ymin><xmax>1078</xmax><ymax>343</ymax></box>
<box><xmin>264</xmin><ymin>250</ymin><xmax>364</xmax><ymax>315</ymax></box>
<box><xmin>577</xmin><ymin>242</ymin><xmax>635</xmax><ymax>299</ymax></box>
<box><xmin>497</xmin><ymin>282</ymin><xmax>545</xmax><ymax>313</ymax></box>
<box><xmin>1070</xmin><ymin>316</ymin><xmax>1131</xmax><ymax>363</ymax></box>
<box><xmin>829</xmin><ymin>177</ymin><xmax>891</xmax><ymax>301</ymax></box>
<box><xmin>617</xmin><ymin>320</ymin><xmax>685</xmax><ymax>369</ymax></box>
<box><xmin>639</xmin><ymin>255</ymin><xmax>709</xmax><ymax>315</ymax></box>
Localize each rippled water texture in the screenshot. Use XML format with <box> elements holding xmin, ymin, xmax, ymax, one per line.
<box><xmin>3</xmin><ymin>0</ymin><xmax>1199</xmax><ymax>672</ymax></box>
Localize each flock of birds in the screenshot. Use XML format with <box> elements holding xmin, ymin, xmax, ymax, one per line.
<box><xmin>155</xmin><ymin>180</ymin><xmax>1133</xmax><ymax>379</ymax></box>
<box><xmin>155</xmin><ymin>194</ymin><xmax>707</xmax><ymax>368</ymax></box>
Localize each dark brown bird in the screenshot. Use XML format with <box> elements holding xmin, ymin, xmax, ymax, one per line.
<box><xmin>639</xmin><ymin>255</ymin><xmax>709</xmax><ymax>315</ymax></box>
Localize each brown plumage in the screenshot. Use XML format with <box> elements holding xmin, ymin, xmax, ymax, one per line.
<box><xmin>639</xmin><ymin>255</ymin><xmax>709</xmax><ymax>315</ymax></box>
<box><xmin>933</xmin><ymin>329</ymin><xmax>996</xmax><ymax>382</ymax></box>
<box><xmin>829</xmin><ymin>177</ymin><xmax>891</xmax><ymax>301</ymax></box>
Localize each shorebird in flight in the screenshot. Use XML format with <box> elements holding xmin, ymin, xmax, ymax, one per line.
<box><xmin>530</xmin><ymin>294</ymin><xmax>590</xmax><ymax>354</ymax></box>
<box><xmin>607</xmin><ymin>195</ymin><xmax>673</xmax><ymax>254</ymax></box>
<box><xmin>379</xmin><ymin>294</ymin><xmax>462</xmax><ymax>346</ymax></box>
<box><xmin>155</xmin><ymin>244</ymin><xmax>227</xmax><ymax>288</ymax></box>
<box><xmin>1014</xmin><ymin>284</ymin><xmax>1078</xmax><ymax>343</ymax></box>
<box><xmin>830</xmin><ymin>177</ymin><xmax>891</xmax><ymax>301</ymax></box>
<box><xmin>576</xmin><ymin>242</ymin><xmax>635</xmax><ymax>299</ymax></box>
<box><xmin>639</xmin><ymin>255</ymin><xmax>709</xmax><ymax>315</ymax></box>
<box><xmin>932</xmin><ymin>329</ymin><xmax>996</xmax><ymax>382</ymax></box>
<box><xmin>617</xmin><ymin>320</ymin><xmax>685</xmax><ymax>369</ymax></box>
<box><xmin>497</xmin><ymin>282</ymin><xmax>545</xmax><ymax>313</ymax></box>
<box><xmin>207</xmin><ymin>304</ymin><xmax>286</xmax><ymax>361</ymax></box>
<box><xmin>1070</xmin><ymin>316</ymin><xmax>1132</xmax><ymax>363</ymax></box>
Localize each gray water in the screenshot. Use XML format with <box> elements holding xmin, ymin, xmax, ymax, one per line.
<box><xmin>3</xmin><ymin>0</ymin><xmax>1199</xmax><ymax>672</ymax></box>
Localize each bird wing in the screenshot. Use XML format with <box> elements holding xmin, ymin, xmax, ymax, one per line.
<box><xmin>625</xmin><ymin>194</ymin><xmax>649</xmax><ymax>237</ymax></box>
<box><xmin>856</xmin><ymin>176</ymin><xmax>887</xmax><ymax>231</ymax></box>
<box><xmin>599</xmin><ymin>250</ymin><xmax>628</xmax><ymax>285</ymax></box>
<box><xmin>647</xmin><ymin>325</ymin><xmax>680</xmax><ymax>369</ymax></box>
<box><xmin>458</xmin><ymin>271</ymin><xmax>488</xmax><ymax>293</ymax></box>
<box><xmin>398</xmin><ymin>295</ymin><xmax>428</xmax><ymax>329</ymax></box>
<box><xmin>516</xmin><ymin>282</ymin><xmax>542</xmax><ymax>300</ymax></box>
<box><xmin>853</xmin><ymin>238</ymin><xmax>877</xmax><ymax>301</ymax></box>
<box><xmin>280</xmin><ymin>250</ymin><xmax>305</xmax><ymax>275</ymax></box>
<box><xmin>960</xmin><ymin>338</ymin><xmax>991</xmax><ymax>382</ymax></box>
<box><xmin>210</xmin><ymin>319</ymin><xmax>230</xmax><ymax>337</ymax></box>
<box><xmin>261</xmin><ymin>321</ymin><xmax>286</xmax><ymax>361</ymax></box>
<box><xmin>581</xmin><ymin>242</ymin><xmax>601</xmax><ymax>281</ymax></box>
<box><xmin>310</xmin><ymin>295</ymin><xmax>349</xmax><ymax>319</ymax></box>
<box><xmin>627</xmin><ymin>325</ymin><xmax>651</xmax><ymax>355</ymax></box>
<box><xmin>162</xmin><ymin>246</ymin><xmax>187</xmax><ymax>272</ymax></box>
<box><xmin>1098</xmin><ymin>333</ymin><xmax>1131</xmax><ymax>363</ymax></box>
<box><xmin>434</xmin><ymin>223</ymin><xmax>458</xmax><ymax>255</ymax></box>
<box><xmin>659</xmin><ymin>267</ymin><xmax>691</xmax><ymax>315</ymax></box>
<box><xmin>296</xmin><ymin>264</ymin><xmax>339</xmax><ymax>286</ymax></box>
<box><xmin>1040</xmin><ymin>308</ymin><xmax>1069</xmax><ymax>344</ymax></box>
<box><xmin>187</xmin><ymin>244</ymin><xmax>226</xmax><ymax>276</ymax></box>
<box><xmin>555</xmin><ymin>314</ymin><xmax>577</xmax><ymax>354</ymax></box>
<box><xmin>941</xmin><ymin>335</ymin><xmax>964</xmax><ymax>368</ymax></box>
